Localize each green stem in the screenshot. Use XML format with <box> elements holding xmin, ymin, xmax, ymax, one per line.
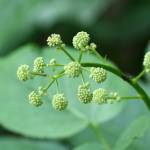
<box><xmin>44</xmin><ymin>79</ymin><xmax>55</xmax><ymax>91</ymax></box>
<box><xmin>78</xmin><ymin>51</ymin><xmax>83</xmax><ymax>62</ymax></box>
<box><xmin>81</xmin><ymin>62</ymin><xmax>150</xmax><ymax>110</ymax></box>
<box><xmin>55</xmin><ymin>79</ymin><xmax>60</xmax><ymax>93</ymax></box>
<box><xmin>132</xmin><ymin>69</ymin><xmax>146</xmax><ymax>83</ymax></box>
<box><xmin>44</xmin><ymin>70</ymin><xmax>65</xmax><ymax>91</ymax></box>
<box><xmin>120</xmin><ymin>96</ymin><xmax>141</xmax><ymax>100</ymax></box>
<box><xmin>47</xmin><ymin>64</ymin><xmax>64</xmax><ymax>67</ymax></box>
<box><xmin>61</xmin><ymin>47</ymin><xmax>75</xmax><ymax>61</ymax></box>
<box><xmin>89</xmin><ymin>123</ymin><xmax>110</xmax><ymax>150</ymax></box>
<box><xmin>31</xmin><ymin>72</ymin><xmax>48</xmax><ymax>77</ymax></box>
<box><xmin>81</xmin><ymin>71</ymin><xmax>85</xmax><ymax>83</ymax></box>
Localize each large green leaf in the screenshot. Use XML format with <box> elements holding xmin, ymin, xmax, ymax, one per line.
<box><xmin>0</xmin><ymin>137</ymin><xmax>67</xmax><ymax>150</ymax></box>
<box><xmin>0</xmin><ymin>45</ymin><xmax>136</xmax><ymax>138</ymax></box>
<box><xmin>114</xmin><ymin>116</ymin><xmax>150</xmax><ymax>150</ymax></box>
<box><xmin>73</xmin><ymin>142</ymin><xmax>103</xmax><ymax>150</ymax></box>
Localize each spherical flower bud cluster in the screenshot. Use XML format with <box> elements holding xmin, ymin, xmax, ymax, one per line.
<box><xmin>143</xmin><ymin>51</ymin><xmax>150</xmax><ymax>73</ymax></box>
<box><xmin>93</xmin><ymin>88</ymin><xmax>107</xmax><ymax>104</ymax></box>
<box><xmin>29</xmin><ymin>91</ymin><xmax>43</xmax><ymax>107</ymax></box>
<box><xmin>47</xmin><ymin>34</ymin><xmax>63</xmax><ymax>48</ymax></box>
<box><xmin>73</xmin><ymin>31</ymin><xmax>90</xmax><ymax>50</ymax></box>
<box><xmin>77</xmin><ymin>82</ymin><xmax>93</xmax><ymax>104</ymax></box>
<box><xmin>33</xmin><ymin>57</ymin><xmax>45</xmax><ymax>73</ymax></box>
<box><xmin>17</xmin><ymin>64</ymin><xmax>30</xmax><ymax>81</ymax></box>
<box><xmin>90</xmin><ymin>67</ymin><xmax>107</xmax><ymax>83</ymax></box>
<box><xmin>52</xmin><ymin>93</ymin><xmax>68</xmax><ymax>111</ymax></box>
<box><xmin>64</xmin><ymin>61</ymin><xmax>81</xmax><ymax>78</ymax></box>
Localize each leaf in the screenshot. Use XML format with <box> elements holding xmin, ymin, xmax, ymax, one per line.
<box><xmin>73</xmin><ymin>142</ymin><xmax>103</xmax><ymax>150</ymax></box>
<box><xmin>0</xmin><ymin>137</ymin><xmax>67</xmax><ymax>150</ymax></box>
<box><xmin>0</xmin><ymin>45</ymin><xmax>88</xmax><ymax>139</ymax></box>
<box><xmin>114</xmin><ymin>116</ymin><xmax>150</xmax><ymax>150</ymax></box>
<box><xmin>0</xmin><ymin>44</ymin><xmax>136</xmax><ymax>138</ymax></box>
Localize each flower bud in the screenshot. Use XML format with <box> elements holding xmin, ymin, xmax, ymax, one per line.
<box><xmin>47</xmin><ymin>34</ymin><xmax>63</xmax><ymax>48</ymax></box>
<box><xmin>52</xmin><ymin>93</ymin><xmax>68</xmax><ymax>111</ymax></box>
<box><xmin>72</xmin><ymin>31</ymin><xmax>90</xmax><ymax>50</ymax></box>
<box><xmin>17</xmin><ymin>64</ymin><xmax>30</xmax><ymax>81</ymax></box>
<box><xmin>90</xmin><ymin>43</ymin><xmax>97</xmax><ymax>51</ymax></box>
<box><xmin>33</xmin><ymin>57</ymin><xmax>45</xmax><ymax>73</ymax></box>
<box><xmin>143</xmin><ymin>51</ymin><xmax>150</xmax><ymax>72</ymax></box>
<box><xmin>29</xmin><ymin>91</ymin><xmax>43</xmax><ymax>107</ymax></box>
<box><xmin>64</xmin><ymin>61</ymin><xmax>81</xmax><ymax>78</ymax></box>
<box><xmin>93</xmin><ymin>88</ymin><xmax>107</xmax><ymax>104</ymax></box>
<box><xmin>90</xmin><ymin>67</ymin><xmax>107</xmax><ymax>83</ymax></box>
<box><xmin>49</xmin><ymin>58</ymin><xmax>56</xmax><ymax>65</ymax></box>
<box><xmin>77</xmin><ymin>82</ymin><xmax>92</xmax><ymax>104</ymax></box>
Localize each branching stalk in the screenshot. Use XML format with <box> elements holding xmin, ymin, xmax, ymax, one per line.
<box><xmin>132</xmin><ymin>69</ymin><xmax>146</xmax><ymax>83</ymax></box>
<box><xmin>82</xmin><ymin>62</ymin><xmax>150</xmax><ymax>110</ymax></box>
<box><xmin>61</xmin><ymin>47</ymin><xmax>75</xmax><ymax>61</ymax></box>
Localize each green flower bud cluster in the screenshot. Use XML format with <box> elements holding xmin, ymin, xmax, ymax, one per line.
<box><xmin>64</xmin><ymin>61</ymin><xmax>81</xmax><ymax>78</ymax></box>
<box><xmin>47</xmin><ymin>34</ymin><xmax>64</xmax><ymax>48</ymax></box>
<box><xmin>72</xmin><ymin>31</ymin><xmax>97</xmax><ymax>52</ymax></box>
<box><xmin>73</xmin><ymin>31</ymin><xmax>90</xmax><ymax>50</ymax></box>
<box><xmin>93</xmin><ymin>88</ymin><xmax>107</xmax><ymax>104</ymax></box>
<box><xmin>52</xmin><ymin>93</ymin><xmax>68</xmax><ymax>111</ymax></box>
<box><xmin>33</xmin><ymin>57</ymin><xmax>45</xmax><ymax>73</ymax></box>
<box><xmin>17</xmin><ymin>64</ymin><xmax>30</xmax><ymax>81</ymax></box>
<box><xmin>92</xmin><ymin>89</ymin><xmax>121</xmax><ymax>104</ymax></box>
<box><xmin>143</xmin><ymin>51</ymin><xmax>150</xmax><ymax>73</ymax></box>
<box><xmin>17</xmin><ymin>31</ymin><xmax>124</xmax><ymax>112</ymax></box>
<box><xmin>29</xmin><ymin>91</ymin><xmax>43</xmax><ymax>107</ymax></box>
<box><xmin>90</xmin><ymin>67</ymin><xmax>107</xmax><ymax>83</ymax></box>
<box><xmin>77</xmin><ymin>82</ymin><xmax>92</xmax><ymax>104</ymax></box>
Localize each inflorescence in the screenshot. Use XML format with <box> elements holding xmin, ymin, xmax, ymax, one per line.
<box><xmin>17</xmin><ymin>31</ymin><xmax>148</xmax><ymax>111</ymax></box>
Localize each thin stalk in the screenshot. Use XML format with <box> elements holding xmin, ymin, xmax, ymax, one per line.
<box><xmin>81</xmin><ymin>72</ymin><xmax>85</xmax><ymax>83</ymax></box>
<box><xmin>61</xmin><ymin>47</ymin><xmax>75</xmax><ymax>61</ymax></box>
<box><xmin>55</xmin><ymin>79</ymin><xmax>60</xmax><ymax>93</ymax></box>
<box><xmin>44</xmin><ymin>79</ymin><xmax>55</xmax><ymax>91</ymax></box>
<box><xmin>47</xmin><ymin>64</ymin><xmax>64</xmax><ymax>67</ymax></box>
<box><xmin>44</xmin><ymin>70</ymin><xmax>65</xmax><ymax>91</ymax></box>
<box><xmin>120</xmin><ymin>96</ymin><xmax>141</xmax><ymax>100</ymax></box>
<box><xmin>81</xmin><ymin>62</ymin><xmax>150</xmax><ymax>110</ymax></box>
<box><xmin>31</xmin><ymin>72</ymin><xmax>48</xmax><ymax>77</ymax></box>
<box><xmin>89</xmin><ymin>123</ymin><xmax>110</xmax><ymax>150</ymax></box>
<box><xmin>132</xmin><ymin>69</ymin><xmax>146</xmax><ymax>83</ymax></box>
<box><xmin>78</xmin><ymin>51</ymin><xmax>83</xmax><ymax>62</ymax></box>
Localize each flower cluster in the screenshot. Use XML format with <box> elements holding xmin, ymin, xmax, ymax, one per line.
<box><xmin>17</xmin><ymin>31</ymin><xmax>123</xmax><ymax>112</ymax></box>
<box><xmin>90</xmin><ymin>67</ymin><xmax>107</xmax><ymax>83</ymax></box>
<box><xmin>29</xmin><ymin>91</ymin><xmax>43</xmax><ymax>107</ymax></box>
<box><xmin>64</xmin><ymin>61</ymin><xmax>81</xmax><ymax>78</ymax></box>
<box><xmin>52</xmin><ymin>93</ymin><xmax>68</xmax><ymax>111</ymax></box>
<box><xmin>77</xmin><ymin>82</ymin><xmax>92</xmax><ymax>104</ymax></box>
<box><xmin>47</xmin><ymin>34</ymin><xmax>64</xmax><ymax>48</ymax></box>
<box><xmin>17</xmin><ymin>64</ymin><xmax>30</xmax><ymax>81</ymax></box>
<box><xmin>33</xmin><ymin>57</ymin><xmax>45</xmax><ymax>73</ymax></box>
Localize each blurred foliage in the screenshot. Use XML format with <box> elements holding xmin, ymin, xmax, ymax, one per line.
<box><xmin>0</xmin><ymin>0</ymin><xmax>112</xmax><ymax>55</ymax></box>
